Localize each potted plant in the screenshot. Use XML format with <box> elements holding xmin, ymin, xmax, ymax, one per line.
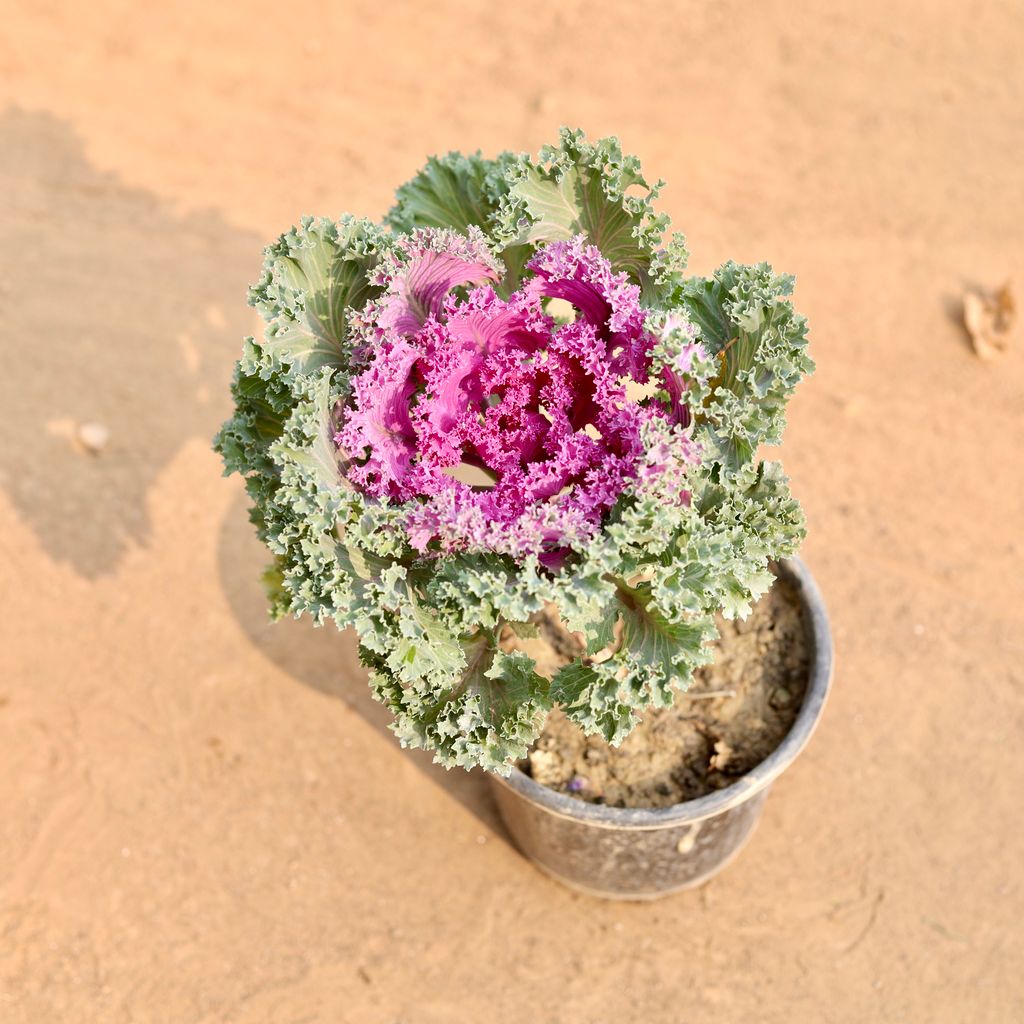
<box><xmin>215</xmin><ymin>128</ymin><xmax>832</xmax><ymax>899</ymax></box>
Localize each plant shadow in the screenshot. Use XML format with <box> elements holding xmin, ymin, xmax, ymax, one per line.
<box><xmin>0</xmin><ymin>106</ymin><xmax>504</xmax><ymax>841</ymax></box>
<box><xmin>0</xmin><ymin>107</ymin><xmax>261</xmax><ymax>577</ymax></box>
<box><xmin>217</xmin><ymin>490</ymin><xmax>507</xmax><ymax>840</ymax></box>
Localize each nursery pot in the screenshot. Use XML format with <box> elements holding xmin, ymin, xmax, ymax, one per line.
<box><xmin>489</xmin><ymin>557</ymin><xmax>833</xmax><ymax>900</ymax></box>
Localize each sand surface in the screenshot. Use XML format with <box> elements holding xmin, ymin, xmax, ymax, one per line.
<box><xmin>1</xmin><ymin>2</ymin><xmax>1022</xmax><ymax>1021</ymax></box>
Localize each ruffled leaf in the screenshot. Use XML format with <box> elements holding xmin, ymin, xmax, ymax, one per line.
<box><xmin>386</xmin><ymin>151</ymin><xmax>532</xmax><ymax>295</ymax></box>
<box><xmin>553</xmin><ymin>580</ymin><xmax>715</xmax><ymax>741</ymax></box>
<box><xmin>377</xmin><ymin>252</ymin><xmax>499</xmax><ymax>338</ymax></box>
<box><xmin>214</xmin><ymin>345</ymin><xmax>293</xmax><ymax>482</ymax></box>
<box><xmin>549</xmin><ymin>661</ymin><xmax>635</xmax><ymax>744</ymax></box>
<box><xmin>613</xmin><ymin>580</ymin><xmax>712</xmax><ymax>682</ymax></box>
<box><xmin>374</xmin><ymin>227</ymin><xmax>502</xmax><ymax>338</ymax></box>
<box><xmin>387</xmin><ymin>150</ymin><xmax>516</xmax><ymax>234</ymax></box>
<box><xmin>680</xmin><ymin>261</ymin><xmax>814</xmax><ymax>472</ymax></box>
<box><xmin>271</xmin><ymin>371</ymin><xmax>348</xmax><ymax>494</ymax></box>
<box><xmin>368</xmin><ymin>629</ymin><xmax>552</xmax><ymax>774</ymax></box>
<box><xmin>248</xmin><ymin>215</ymin><xmax>389</xmax><ymax>381</ymax></box>
<box><xmin>497</xmin><ymin>128</ymin><xmax>674</xmax><ymax>297</ymax></box>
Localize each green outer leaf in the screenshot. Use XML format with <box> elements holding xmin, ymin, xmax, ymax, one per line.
<box><xmin>247</xmin><ymin>215</ymin><xmax>388</xmax><ymax>381</ymax></box>
<box><xmin>550</xmin><ymin>575</ymin><xmax>717</xmax><ymax>742</ymax></box>
<box><xmin>586</xmin><ymin>598</ymin><xmax>619</xmax><ymax>655</ymax></box>
<box><xmin>614</xmin><ymin>580</ymin><xmax>710</xmax><ymax>682</ymax></box>
<box><xmin>386</xmin><ymin>150</ymin><xmax>516</xmax><ymax>233</ymax></box>
<box><xmin>392</xmin><ymin>584</ymin><xmax>465</xmax><ymax>679</ymax></box>
<box><xmin>386</xmin><ymin>150</ymin><xmax>534</xmax><ymax>293</ymax></box>
<box><xmin>474</xmin><ymin>649</ymin><xmax>550</xmax><ymax>737</ymax></box>
<box><xmin>367</xmin><ymin>628</ymin><xmax>552</xmax><ymax>774</ymax></box>
<box><xmin>214</xmin><ymin>350</ymin><xmax>292</xmax><ymax>481</ymax></box>
<box><xmin>510</xmin><ymin>168</ymin><xmax>579</xmax><ymax>242</ymax></box>
<box><xmin>549</xmin><ymin>660</ymin><xmax>599</xmax><ymax>708</ymax></box>
<box><xmin>513</xmin><ymin>165</ymin><xmax>652</xmax><ymax>286</ymax></box>
<box><xmin>549</xmin><ymin>661</ymin><xmax>635</xmax><ymax>744</ymax></box>
<box><xmin>267</xmin><ymin>371</ymin><xmax>347</xmax><ymax>500</ymax></box>
<box><xmin>680</xmin><ymin>261</ymin><xmax>814</xmax><ymax>473</ymax></box>
<box><xmin>496</xmin><ymin>127</ymin><xmax>677</xmax><ymax>298</ymax></box>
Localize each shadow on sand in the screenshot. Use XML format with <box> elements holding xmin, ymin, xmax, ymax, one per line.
<box><xmin>0</xmin><ymin>106</ymin><xmax>504</xmax><ymax>841</ymax></box>
<box><xmin>216</xmin><ymin>488</ymin><xmax>506</xmax><ymax>840</ymax></box>
<box><xmin>0</xmin><ymin>107</ymin><xmax>258</xmax><ymax>578</ymax></box>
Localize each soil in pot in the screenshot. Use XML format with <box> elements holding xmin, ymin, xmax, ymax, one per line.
<box><xmin>500</xmin><ymin>576</ymin><xmax>810</xmax><ymax>810</ymax></box>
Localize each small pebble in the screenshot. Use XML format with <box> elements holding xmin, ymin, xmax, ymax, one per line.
<box><xmin>567</xmin><ymin>775</ymin><xmax>588</xmax><ymax>793</ymax></box>
<box><xmin>76</xmin><ymin>422</ymin><xmax>109</xmax><ymax>454</ymax></box>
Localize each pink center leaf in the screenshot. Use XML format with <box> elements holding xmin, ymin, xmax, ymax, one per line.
<box><xmin>336</xmin><ymin>232</ymin><xmax>697</xmax><ymax>559</ymax></box>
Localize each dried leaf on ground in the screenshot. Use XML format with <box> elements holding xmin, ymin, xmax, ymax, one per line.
<box><xmin>963</xmin><ymin>282</ymin><xmax>1015</xmax><ymax>360</ymax></box>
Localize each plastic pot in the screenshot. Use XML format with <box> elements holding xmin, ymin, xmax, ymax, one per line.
<box><xmin>489</xmin><ymin>557</ymin><xmax>834</xmax><ymax>900</ymax></box>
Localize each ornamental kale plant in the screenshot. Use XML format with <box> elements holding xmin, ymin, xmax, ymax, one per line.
<box><xmin>215</xmin><ymin>129</ymin><xmax>813</xmax><ymax>774</ymax></box>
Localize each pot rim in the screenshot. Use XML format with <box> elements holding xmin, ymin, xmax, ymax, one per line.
<box><xmin>492</xmin><ymin>556</ymin><xmax>834</xmax><ymax>830</ymax></box>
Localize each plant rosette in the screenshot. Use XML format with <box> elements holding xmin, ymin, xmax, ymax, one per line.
<box><xmin>216</xmin><ymin>129</ymin><xmax>829</xmax><ymax>895</ymax></box>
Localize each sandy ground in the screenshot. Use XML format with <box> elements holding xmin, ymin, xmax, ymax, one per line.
<box><xmin>1</xmin><ymin>2</ymin><xmax>1022</xmax><ymax>1021</ymax></box>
